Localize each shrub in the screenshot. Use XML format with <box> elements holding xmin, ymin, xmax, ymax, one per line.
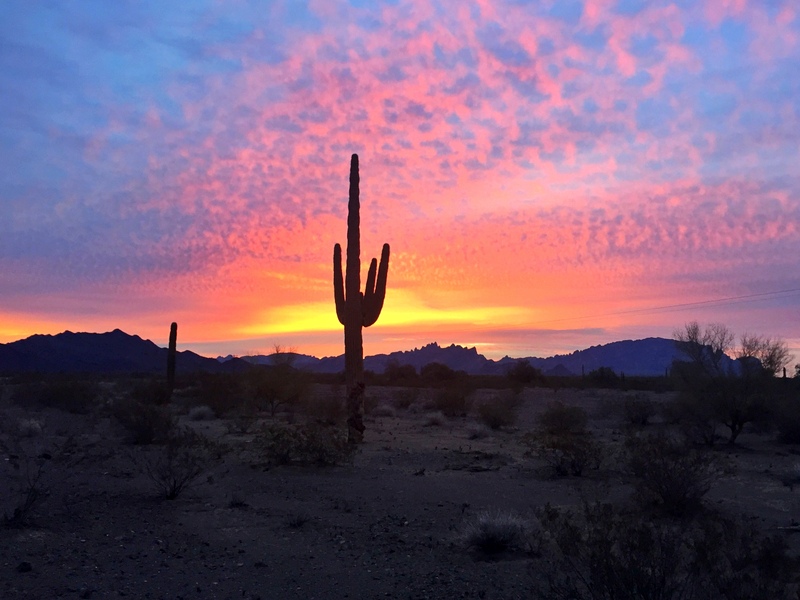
<box><xmin>191</xmin><ymin>373</ymin><xmax>247</xmax><ymax>417</ymax></box>
<box><xmin>370</xmin><ymin>405</ymin><xmax>396</xmax><ymax>418</ymax></box>
<box><xmin>774</xmin><ymin>396</ymin><xmax>800</xmax><ymax>443</ymax></box>
<box><xmin>466</xmin><ymin>423</ymin><xmax>491</xmax><ymax>440</ymax></box>
<box><xmin>525</xmin><ymin>432</ymin><xmax>600</xmax><ymax>477</ymax></box>
<box><xmin>132</xmin><ymin>427</ymin><xmax>225</xmax><ymax>500</ymax></box>
<box><xmin>254</xmin><ymin>422</ymin><xmax>355</xmax><ymax>466</ymax></box>
<box><xmin>533</xmin><ymin>503</ymin><xmax>797</xmax><ymax>599</ymax></box>
<box><xmin>0</xmin><ymin>423</ymin><xmax>82</xmax><ymax>527</ymax></box>
<box><xmin>302</xmin><ymin>393</ymin><xmax>345</xmax><ymax>425</ymax></box>
<box><xmin>188</xmin><ymin>405</ymin><xmax>216</xmax><ymax>421</ymax></box>
<box><xmin>423</xmin><ymin>412</ymin><xmax>446</xmax><ymax>427</ymax></box>
<box><xmin>11</xmin><ymin>377</ymin><xmax>99</xmax><ymax>414</ymax></box>
<box><xmin>390</xmin><ymin>388</ymin><xmax>420</xmax><ymax>410</ymax></box>
<box><xmin>126</xmin><ymin>377</ymin><xmax>171</xmax><ymax>406</ymax></box>
<box><xmin>429</xmin><ymin>387</ymin><xmax>473</xmax><ymax>418</ymax></box>
<box><xmin>476</xmin><ymin>391</ymin><xmax>521</xmax><ymax>430</ymax></box>
<box><xmin>506</xmin><ymin>360</ymin><xmax>544</xmax><ymax>388</ymax></box>
<box><xmin>460</xmin><ymin>509</ymin><xmax>529</xmax><ymax>556</ymax></box>
<box><xmin>246</xmin><ymin>365</ymin><xmax>310</xmax><ymax>417</ymax></box>
<box><xmin>622</xmin><ymin>393</ymin><xmax>656</xmax><ymax>427</ymax></box>
<box><xmin>524</xmin><ymin>402</ymin><xmax>600</xmax><ymax>477</ymax></box>
<box><xmin>626</xmin><ymin>432</ymin><xmax>724</xmax><ymax>517</ymax></box>
<box><xmin>112</xmin><ymin>397</ymin><xmax>174</xmax><ymax>445</ymax></box>
<box><xmin>537</xmin><ymin>401</ymin><xmax>588</xmax><ymax>436</ymax></box>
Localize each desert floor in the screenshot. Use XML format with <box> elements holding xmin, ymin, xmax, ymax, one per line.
<box><xmin>2</xmin><ymin>385</ymin><xmax>799</xmax><ymax>599</ymax></box>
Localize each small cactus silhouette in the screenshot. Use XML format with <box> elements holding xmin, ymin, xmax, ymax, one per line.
<box><xmin>333</xmin><ymin>154</ymin><xmax>390</xmax><ymax>443</ymax></box>
<box><xmin>166</xmin><ymin>322</ymin><xmax>177</xmax><ymax>402</ymax></box>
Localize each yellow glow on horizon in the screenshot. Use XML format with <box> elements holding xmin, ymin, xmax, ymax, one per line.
<box><xmin>235</xmin><ymin>288</ymin><xmax>538</xmax><ymax>337</ymax></box>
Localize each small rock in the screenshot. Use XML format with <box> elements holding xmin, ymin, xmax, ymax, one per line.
<box><xmin>16</xmin><ymin>561</ymin><xmax>32</xmax><ymax>573</ymax></box>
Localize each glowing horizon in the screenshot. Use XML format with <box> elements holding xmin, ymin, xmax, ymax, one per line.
<box><xmin>1</xmin><ymin>1</ymin><xmax>799</xmax><ymax>363</ymax></box>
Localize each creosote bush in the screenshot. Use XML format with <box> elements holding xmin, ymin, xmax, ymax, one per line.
<box><xmin>622</xmin><ymin>393</ymin><xmax>657</xmax><ymax>427</ymax></box>
<box><xmin>132</xmin><ymin>426</ymin><xmax>225</xmax><ymax>500</ymax></box>
<box><xmin>428</xmin><ymin>386</ymin><xmax>473</xmax><ymax>418</ymax></box>
<box><xmin>476</xmin><ymin>390</ymin><xmax>521</xmax><ymax>430</ymax></box>
<box><xmin>626</xmin><ymin>431</ymin><xmax>725</xmax><ymax>517</ymax></box>
<box><xmin>460</xmin><ymin>509</ymin><xmax>529</xmax><ymax>556</ymax></box>
<box><xmin>112</xmin><ymin>396</ymin><xmax>174</xmax><ymax>445</ymax></box>
<box><xmin>11</xmin><ymin>377</ymin><xmax>99</xmax><ymax>414</ymax></box>
<box><xmin>254</xmin><ymin>422</ymin><xmax>356</xmax><ymax>466</ymax></box>
<box><xmin>0</xmin><ymin>420</ymin><xmax>82</xmax><ymax>527</ymax></box>
<box><xmin>524</xmin><ymin>402</ymin><xmax>600</xmax><ymax>477</ymax></box>
<box><xmin>533</xmin><ymin>502</ymin><xmax>797</xmax><ymax>599</ymax></box>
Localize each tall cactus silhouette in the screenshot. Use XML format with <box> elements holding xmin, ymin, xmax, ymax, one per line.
<box><xmin>166</xmin><ymin>321</ymin><xmax>177</xmax><ymax>402</ymax></box>
<box><xmin>333</xmin><ymin>154</ymin><xmax>390</xmax><ymax>443</ymax></box>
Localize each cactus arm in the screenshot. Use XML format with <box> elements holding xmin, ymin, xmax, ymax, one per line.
<box><xmin>363</xmin><ymin>244</ymin><xmax>390</xmax><ymax>327</ymax></box>
<box><xmin>333</xmin><ymin>243</ymin><xmax>346</xmax><ymax>325</ymax></box>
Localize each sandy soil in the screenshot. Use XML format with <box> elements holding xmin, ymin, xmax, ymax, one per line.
<box><xmin>2</xmin><ymin>386</ymin><xmax>799</xmax><ymax>599</ymax></box>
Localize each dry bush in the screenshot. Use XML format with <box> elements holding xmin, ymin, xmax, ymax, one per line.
<box><xmin>423</xmin><ymin>412</ymin><xmax>447</xmax><ymax>427</ymax></box>
<box><xmin>0</xmin><ymin>420</ymin><xmax>83</xmax><ymax>527</ymax></box>
<box><xmin>254</xmin><ymin>422</ymin><xmax>355</xmax><ymax>466</ymax></box>
<box><xmin>533</xmin><ymin>502</ymin><xmax>797</xmax><ymax>600</ymax></box>
<box><xmin>390</xmin><ymin>388</ymin><xmax>420</xmax><ymax>411</ymax></box>
<box><xmin>537</xmin><ymin>401</ymin><xmax>588</xmax><ymax>435</ymax></box>
<box><xmin>131</xmin><ymin>427</ymin><xmax>225</xmax><ymax>500</ymax></box>
<box><xmin>524</xmin><ymin>402</ymin><xmax>600</xmax><ymax>477</ymax></box>
<box><xmin>622</xmin><ymin>393</ymin><xmax>657</xmax><ymax>427</ymax></box>
<box><xmin>302</xmin><ymin>393</ymin><xmax>345</xmax><ymax>425</ymax></box>
<box><xmin>526</xmin><ymin>433</ymin><xmax>601</xmax><ymax>477</ymax></box>
<box><xmin>112</xmin><ymin>397</ymin><xmax>174</xmax><ymax>445</ymax></box>
<box><xmin>370</xmin><ymin>404</ymin><xmax>396</xmax><ymax>418</ymax></box>
<box><xmin>626</xmin><ymin>432</ymin><xmax>725</xmax><ymax>517</ymax></box>
<box><xmin>190</xmin><ymin>373</ymin><xmax>247</xmax><ymax>417</ymax></box>
<box><xmin>466</xmin><ymin>423</ymin><xmax>491</xmax><ymax>440</ymax></box>
<box><xmin>11</xmin><ymin>377</ymin><xmax>100</xmax><ymax>414</ymax></box>
<box><xmin>774</xmin><ymin>396</ymin><xmax>800</xmax><ymax>444</ymax></box>
<box><xmin>427</xmin><ymin>386</ymin><xmax>473</xmax><ymax>418</ymax></box>
<box><xmin>459</xmin><ymin>509</ymin><xmax>529</xmax><ymax>556</ymax></box>
<box><xmin>188</xmin><ymin>405</ymin><xmax>216</xmax><ymax>421</ymax></box>
<box><xmin>476</xmin><ymin>390</ymin><xmax>521</xmax><ymax>430</ymax></box>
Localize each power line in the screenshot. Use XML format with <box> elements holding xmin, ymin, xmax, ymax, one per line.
<box><xmin>530</xmin><ymin>287</ymin><xmax>800</xmax><ymax>326</ymax></box>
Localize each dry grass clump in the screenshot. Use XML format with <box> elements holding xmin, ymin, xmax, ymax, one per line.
<box><xmin>459</xmin><ymin>509</ymin><xmax>529</xmax><ymax>556</ymax></box>
<box><xmin>476</xmin><ymin>390</ymin><xmax>521</xmax><ymax>430</ymax></box>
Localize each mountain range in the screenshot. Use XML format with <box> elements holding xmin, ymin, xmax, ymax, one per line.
<box><xmin>0</xmin><ymin>329</ymin><xmax>250</xmax><ymax>375</ymax></box>
<box><xmin>223</xmin><ymin>337</ymin><xmax>684</xmax><ymax>377</ymax></box>
<box><xmin>0</xmin><ymin>329</ymin><xmax>698</xmax><ymax>377</ymax></box>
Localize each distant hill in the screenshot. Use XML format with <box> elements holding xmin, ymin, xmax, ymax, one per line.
<box><xmin>227</xmin><ymin>337</ymin><xmax>694</xmax><ymax>377</ymax></box>
<box><xmin>0</xmin><ymin>329</ymin><xmax>250</xmax><ymax>374</ymax></box>
<box><xmin>0</xmin><ymin>330</ymin><xmax>733</xmax><ymax>378</ymax></box>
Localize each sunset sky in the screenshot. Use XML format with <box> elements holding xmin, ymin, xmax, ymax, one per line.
<box><xmin>1</xmin><ymin>0</ymin><xmax>799</xmax><ymax>362</ymax></box>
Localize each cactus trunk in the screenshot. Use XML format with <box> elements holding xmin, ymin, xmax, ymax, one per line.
<box><xmin>333</xmin><ymin>154</ymin><xmax>390</xmax><ymax>443</ymax></box>
<box><xmin>166</xmin><ymin>322</ymin><xmax>177</xmax><ymax>402</ymax></box>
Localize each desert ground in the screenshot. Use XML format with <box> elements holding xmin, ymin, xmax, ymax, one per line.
<box><xmin>2</xmin><ymin>380</ymin><xmax>799</xmax><ymax>599</ymax></box>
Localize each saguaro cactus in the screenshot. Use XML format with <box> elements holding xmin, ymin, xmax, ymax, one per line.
<box><xmin>333</xmin><ymin>154</ymin><xmax>390</xmax><ymax>443</ymax></box>
<box><xmin>166</xmin><ymin>321</ymin><xmax>177</xmax><ymax>402</ymax></box>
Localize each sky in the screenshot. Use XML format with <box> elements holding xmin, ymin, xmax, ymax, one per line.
<box><xmin>1</xmin><ymin>0</ymin><xmax>799</xmax><ymax>362</ymax></box>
